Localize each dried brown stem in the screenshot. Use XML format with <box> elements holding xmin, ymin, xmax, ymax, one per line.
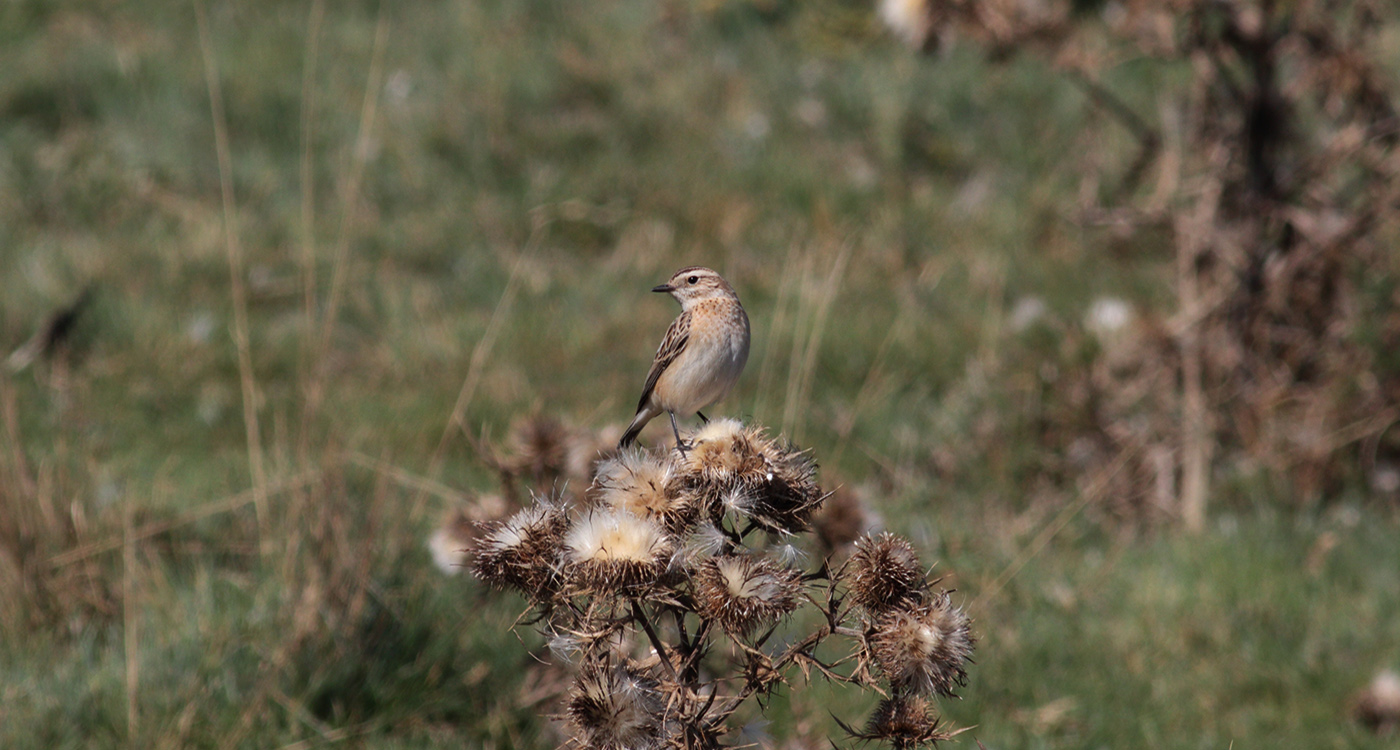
<box><xmin>631</xmin><ymin>599</ymin><xmax>679</xmax><ymax>683</ymax></box>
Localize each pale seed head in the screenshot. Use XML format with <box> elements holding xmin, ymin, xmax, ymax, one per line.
<box><xmin>680</xmin><ymin>419</ymin><xmax>758</xmax><ymax>480</ymax></box>
<box><xmin>1352</xmin><ymin>669</ymin><xmax>1400</xmax><ymax>735</ymax></box>
<box><xmin>429</xmin><ymin>494</ymin><xmax>513</xmax><ymax>574</ymax></box>
<box><xmin>590</xmin><ymin>450</ymin><xmax>696</xmax><ymax>533</ymax></box>
<box><xmin>563</xmin><ymin>509</ymin><xmax>673</xmax><ymax>593</ymax></box>
<box><xmin>427</xmin><ymin>506</ymin><xmax>477</xmax><ymax>575</ymax></box>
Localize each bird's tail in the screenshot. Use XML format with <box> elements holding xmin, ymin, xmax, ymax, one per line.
<box><xmin>619</xmin><ymin>405</ymin><xmax>661</xmax><ymax>449</ymax></box>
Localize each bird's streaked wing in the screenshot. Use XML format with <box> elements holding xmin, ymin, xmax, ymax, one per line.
<box><xmin>637</xmin><ymin>310</ymin><xmax>691</xmax><ymax>411</ymax></box>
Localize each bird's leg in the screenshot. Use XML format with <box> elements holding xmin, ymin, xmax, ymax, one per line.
<box><xmin>669</xmin><ymin>412</ymin><xmax>689</xmax><ymax>456</ymax></box>
<box><xmin>697</xmin><ymin>411</ymin><xmax>709</xmax><ymax>424</ymax></box>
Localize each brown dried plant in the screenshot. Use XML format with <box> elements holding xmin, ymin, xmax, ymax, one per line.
<box><xmin>469</xmin><ymin>418</ymin><xmax>975</xmax><ymax>749</ymax></box>
<box><xmin>885</xmin><ymin>0</ymin><xmax>1400</xmax><ymax>523</ymax></box>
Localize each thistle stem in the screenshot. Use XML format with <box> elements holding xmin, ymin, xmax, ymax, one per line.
<box><xmin>673</xmin><ymin>607</ymin><xmax>691</xmax><ymax>651</ymax></box>
<box><xmin>630</xmin><ymin>599</ymin><xmax>678</xmax><ymax>682</ymax></box>
<box><xmin>681</xmin><ymin>618</ymin><xmax>712</xmax><ymax>683</ymax></box>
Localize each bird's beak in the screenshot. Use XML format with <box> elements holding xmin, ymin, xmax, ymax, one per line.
<box><xmin>651</xmin><ymin>284</ymin><xmax>674</xmax><ymax>293</ymax></box>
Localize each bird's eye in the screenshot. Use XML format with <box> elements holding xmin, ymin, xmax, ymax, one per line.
<box><xmin>687</xmin><ymin>275</ymin><xmax>699</xmax><ymax>285</ymax></box>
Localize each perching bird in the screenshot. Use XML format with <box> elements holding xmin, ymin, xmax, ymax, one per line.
<box><xmin>619</xmin><ymin>267</ymin><xmax>750</xmax><ymax>450</ymax></box>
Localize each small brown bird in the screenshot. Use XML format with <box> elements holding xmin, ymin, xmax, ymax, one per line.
<box><xmin>619</xmin><ymin>267</ymin><xmax>750</xmax><ymax>450</ymax></box>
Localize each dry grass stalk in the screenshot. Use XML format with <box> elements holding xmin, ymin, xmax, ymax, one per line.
<box><xmin>0</xmin><ymin>375</ymin><xmax>118</xmax><ymax>635</ymax></box>
<box><xmin>194</xmin><ymin>0</ymin><xmax>268</xmax><ymax>537</ymax></box>
<box><xmin>1176</xmin><ymin>179</ymin><xmax>1220</xmax><ymax>532</ymax></box>
<box><xmin>417</xmin><ymin>243</ymin><xmax>535</xmax><ymax>519</ymax></box>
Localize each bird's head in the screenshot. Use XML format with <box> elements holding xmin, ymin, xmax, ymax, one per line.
<box><xmin>652</xmin><ymin>266</ymin><xmax>738</xmax><ymax>308</ymax></box>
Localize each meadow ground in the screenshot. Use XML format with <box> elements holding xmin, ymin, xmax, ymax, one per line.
<box><xmin>1</xmin><ymin>1</ymin><xmax>1398</xmax><ymax>748</ymax></box>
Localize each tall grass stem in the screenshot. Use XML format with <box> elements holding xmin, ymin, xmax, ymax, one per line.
<box><xmin>195</xmin><ymin>0</ymin><xmax>269</xmax><ymax>540</ymax></box>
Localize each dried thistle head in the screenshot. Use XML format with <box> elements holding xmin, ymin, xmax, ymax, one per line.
<box><xmin>813</xmin><ymin>483</ymin><xmax>873</xmax><ymax>556</ymax></box>
<box><xmin>428</xmin><ymin>507</ymin><xmax>476</xmax><ymax>575</ymax></box>
<box><xmin>680</xmin><ymin>419</ymin><xmax>764</xmax><ymax>479</ymax></box>
<box><xmin>566</xmin><ymin>658</ymin><xmax>669</xmax><ymax>750</ymax></box>
<box><xmin>754</xmin><ymin>444</ymin><xmax>824</xmax><ymax>533</ymax></box>
<box><xmin>471</xmin><ymin>501</ymin><xmax>569</xmax><ymax>599</ymax></box>
<box><xmin>590</xmin><ymin>450</ymin><xmax>696</xmax><ymax>533</ymax></box>
<box><xmin>862</xmin><ymin>695</ymin><xmax>955</xmax><ymax>749</ymax></box>
<box><xmin>868</xmin><ymin>593</ymin><xmax>974</xmax><ymax>697</ymax></box>
<box><xmin>1352</xmin><ymin>669</ymin><xmax>1400</xmax><ymax>735</ymax></box>
<box><xmin>504</xmin><ymin>413</ymin><xmax>574</xmax><ymax>485</ymax></box>
<box><xmin>428</xmin><ymin>494</ymin><xmax>510</xmax><ymax>575</ymax></box>
<box><xmin>693</xmin><ymin>554</ymin><xmax>803</xmax><ymax>635</ymax></box>
<box><xmin>563</xmin><ymin>509</ymin><xmax>674</xmax><ymax>593</ymax></box>
<box><xmin>676</xmin><ymin>420</ymin><xmax>824</xmax><ymax>534</ymax></box>
<box><xmin>846</xmin><ymin>533</ymin><xmax>925</xmax><ymax>612</ymax></box>
<box><xmin>566</xmin><ymin>423</ymin><xmax>624</xmax><ymax>485</ymax></box>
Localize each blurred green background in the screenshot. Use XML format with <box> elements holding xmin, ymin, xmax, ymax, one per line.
<box><xmin>1</xmin><ymin>1</ymin><xmax>1398</xmax><ymax>747</ymax></box>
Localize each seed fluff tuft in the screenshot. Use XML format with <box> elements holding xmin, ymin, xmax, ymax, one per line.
<box><xmin>682</xmin><ymin>521</ymin><xmax>732</xmax><ymax>566</ymax></box>
<box><xmin>563</xmin><ymin>508</ymin><xmax>673</xmax><ymax>592</ymax></box>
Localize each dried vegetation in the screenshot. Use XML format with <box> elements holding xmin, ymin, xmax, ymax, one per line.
<box><xmin>457</xmin><ymin>416</ymin><xmax>975</xmax><ymax>749</ymax></box>
<box><xmin>884</xmin><ymin>0</ymin><xmax>1400</xmax><ymax>525</ymax></box>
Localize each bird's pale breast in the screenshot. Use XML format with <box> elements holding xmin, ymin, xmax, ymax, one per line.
<box><xmin>653</xmin><ymin>300</ymin><xmax>749</xmax><ymax>416</ymax></box>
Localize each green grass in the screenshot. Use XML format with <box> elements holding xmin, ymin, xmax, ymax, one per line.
<box><xmin>949</xmin><ymin>508</ymin><xmax>1400</xmax><ymax>748</ymax></box>
<box><xmin>1</xmin><ymin>1</ymin><xmax>1398</xmax><ymax>747</ymax></box>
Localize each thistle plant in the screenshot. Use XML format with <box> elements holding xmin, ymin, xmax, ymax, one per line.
<box><xmin>470</xmin><ymin>418</ymin><xmax>975</xmax><ymax>749</ymax></box>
